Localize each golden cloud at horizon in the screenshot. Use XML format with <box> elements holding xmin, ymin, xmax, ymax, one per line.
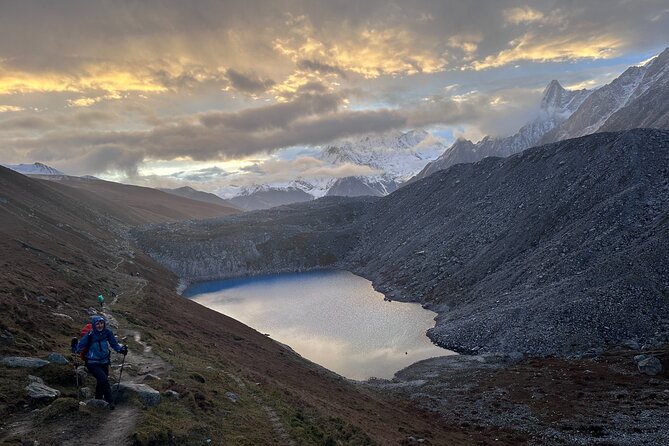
<box><xmin>0</xmin><ymin>64</ymin><xmax>168</xmax><ymax>95</ymax></box>
<box><xmin>470</xmin><ymin>33</ymin><xmax>624</xmax><ymax>70</ymax></box>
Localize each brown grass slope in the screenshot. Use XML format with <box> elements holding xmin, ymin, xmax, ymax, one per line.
<box><xmin>0</xmin><ymin>167</ymin><xmax>503</xmax><ymax>445</ymax></box>
<box><xmin>37</xmin><ymin>175</ymin><xmax>240</xmax><ymax>224</ymax></box>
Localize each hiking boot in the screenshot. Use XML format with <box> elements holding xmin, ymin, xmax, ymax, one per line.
<box><xmin>109</xmin><ymin>403</ymin><xmax>115</xmax><ymax>410</ymax></box>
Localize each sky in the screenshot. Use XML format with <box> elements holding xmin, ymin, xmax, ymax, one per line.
<box><xmin>0</xmin><ymin>0</ymin><xmax>668</xmax><ymax>193</ymax></box>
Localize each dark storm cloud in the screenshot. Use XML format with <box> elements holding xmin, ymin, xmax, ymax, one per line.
<box><xmin>151</xmin><ymin>67</ymin><xmax>228</xmax><ymax>91</ymax></box>
<box><xmin>0</xmin><ymin>110</ymin><xmax>120</xmax><ymax>132</ymax></box>
<box><xmin>296</xmin><ymin>60</ymin><xmax>348</xmax><ymax>79</ymax></box>
<box><xmin>0</xmin><ymin>116</ymin><xmax>52</xmax><ymax>131</ymax></box>
<box><xmin>225</xmin><ymin>69</ymin><xmax>276</xmax><ymax>94</ymax></box>
<box><xmin>199</xmin><ymin>93</ymin><xmax>342</xmax><ymax>131</ymax></box>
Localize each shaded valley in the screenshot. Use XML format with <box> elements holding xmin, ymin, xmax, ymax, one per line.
<box><xmin>136</xmin><ymin>129</ymin><xmax>669</xmax><ymax>356</ymax></box>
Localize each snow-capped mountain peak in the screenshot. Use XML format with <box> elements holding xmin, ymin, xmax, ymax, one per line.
<box><xmin>540</xmin><ymin>79</ymin><xmax>589</xmax><ymax>116</ymax></box>
<box><xmin>320</xmin><ymin>130</ymin><xmax>446</xmax><ymax>181</ymax></box>
<box><xmin>3</xmin><ymin>162</ymin><xmax>65</xmax><ymax>176</ymax></box>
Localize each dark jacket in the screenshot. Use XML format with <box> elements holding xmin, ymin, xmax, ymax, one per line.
<box><xmin>75</xmin><ymin>315</ymin><xmax>122</xmax><ymax>364</ymax></box>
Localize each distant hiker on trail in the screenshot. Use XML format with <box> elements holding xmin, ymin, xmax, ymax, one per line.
<box><xmin>73</xmin><ymin>315</ymin><xmax>128</xmax><ymax>409</ymax></box>
<box><xmin>97</xmin><ymin>294</ymin><xmax>104</xmax><ymax>310</ymax></box>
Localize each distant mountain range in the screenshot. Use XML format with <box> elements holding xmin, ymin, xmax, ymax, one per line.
<box><xmin>160</xmin><ymin>186</ymin><xmax>242</xmax><ymax>210</ymax></box>
<box><xmin>412</xmin><ymin>47</ymin><xmax>669</xmax><ymax>182</ymax></box>
<box><xmin>226</xmin><ymin>129</ymin><xmax>446</xmax><ymax>209</ymax></box>
<box><xmin>228</xmin><ymin>185</ymin><xmax>314</xmax><ymax>211</ymax></box>
<box><xmin>2</xmin><ymin>162</ymin><xmax>65</xmax><ymax>176</ymax></box>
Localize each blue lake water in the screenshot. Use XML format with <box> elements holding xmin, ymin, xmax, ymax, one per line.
<box><xmin>184</xmin><ymin>270</ymin><xmax>452</xmax><ymax>380</ymax></box>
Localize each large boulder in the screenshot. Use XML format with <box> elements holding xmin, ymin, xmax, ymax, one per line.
<box><xmin>79</xmin><ymin>387</ymin><xmax>93</xmax><ymax>399</ymax></box>
<box><xmin>47</xmin><ymin>353</ymin><xmax>69</xmax><ymax>365</ymax></box>
<box><xmin>26</xmin><ymin>381</ymin><xmax>60</xmax><ymax>400</ymax></box>
<box><xmin>113</xmin><ymin>383</ymin><xmax>160</xmax><ymax>406</ymax></box>
<box><xmin>637</xmin><ymin>356</ymin><xmax>663</xmax><ymax>376</ymax></box>
<box><xmin>84</xmin><ymin>399</ymin><xmax>109</xmax><ymax>409</ymax></box>
<box><xmin>163</xmin><ymin>389</ymin><xmax>180</xmax><ymax>400</ymax></box>
<box><xmin>76</xmin><ymin>365</ymin><xmax>87</xmax><ymax>381</ymax></box>
<box><xmin>2</xmin><ymin>357</ymin><xmax>50</xmax><ymax>368</ymax></box>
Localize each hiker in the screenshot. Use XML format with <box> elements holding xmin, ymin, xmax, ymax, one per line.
<box><xmin>97</xmin><ymin>294</ymin><xmax>104</xmax><ymax>310</ymax></box>
<box><xmin>74</xmin><ymin>315</ymin><xmax>128</xmax><ymax>408</ymax></box>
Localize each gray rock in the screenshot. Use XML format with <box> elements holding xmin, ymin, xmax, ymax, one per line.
<box><xmin>76</xmin><ymin>366</ymin><xmax>87</xmax><ymax>380</ymax></box>
<box><xmin>142</xmin><ymin>374</ymin><xmax>161</xmax><ymax>382</ymax></box>
<box><xmin>27</xmin><ymin>375</ymin><xmax>44</xmax><ymax>384</ymax></box>
<box><xmin>633</xmin><ymin>354</ymin><xmax>648</xmax><ymax>364</ymax></box>
<box><xmin>622</xmin><ymin>339</ymin><xmax>640</xmax><ymax>350</ymax></box>
<box><xmin>163</xmin><ymin>390</ymin><xmax>180</xmax><ymax>400</ymax></box>
<box><xmin>79</xmin><ymin>387</ymin><xmax>92</xmax><ymax>399</ymax></box>
<box><xmin>84</xmin><ymin>399</ymin><xmax>109</xmax><ymax>409</ymax></box>
<box><xmin>0</xmin><ymin>328</ymin><xmax>14</xmax><ymax>345</ymax></box>
<box><xmin>2</xmin><ymin>357</ymin><xmax>50</xmax><ymax>368</ymax></box>
<box><xmin>25</xmin><ymin>382</ymin><xmax>60</xmax><ymax>399</ymax></box>
<box><xmin>637</xmin><ymin>356</ymin><xmax>663</xmax><ymax>376</ymax></box>
<box><xmin>225</xmin><ymin>392</ymin><xmax>239</xmax><ymax>403</ymax></box>
<box><xmin>506</xmin><ymin>352</ymin><xmax>524</xmax><ymax>363</ymax></box>
<box><xmin>35</xmin><ymin>295</ymin><xmax>53</xmax><ymax>304</ymax></box>
<box><xmin>47</xmin><ymin>353</ymin><xmax>69</xmax><ymax>365</ymax></box>
<box><xmin>114</xmin><ymin>383</ymin><xmax>161</xmax><ymax>406</ymax></box>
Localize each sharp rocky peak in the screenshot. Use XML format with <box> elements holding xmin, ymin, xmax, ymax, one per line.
<box><xmin>541</xmin><ymin>80</ymin><xmax>568</xmax><ymax>110</ymax></box>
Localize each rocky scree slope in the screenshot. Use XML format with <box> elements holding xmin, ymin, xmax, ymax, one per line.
<box><xmin>132</xmin><ymin>196</ymin><xmax>376</xmax><ymax>283</ymax></box>
<box><xmin>135</xmin><ymin>129</ymin><xmax>669</xmax><ymax>357</ymax></box>
<box><xmin>352</xmin><ymin>129</ymin><xmax>669</xmax><ymax>355</ymax></box>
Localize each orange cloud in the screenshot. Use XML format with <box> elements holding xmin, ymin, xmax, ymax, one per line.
<box><xmin>471</xmin><ymin>33</ymin><xmax>623</xmax><ymax>70</ymax></box>
<box><xmin>0</xmin><ymin>64</ymin><xmax>167</xmax><ymax>95</ymax></box>
<box><xmin>273</xmin><ymin>15</ymin><xmax>446</xmax><ymax>79</ymax></box>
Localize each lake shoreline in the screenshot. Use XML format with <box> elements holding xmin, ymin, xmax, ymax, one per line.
<box><xmin>184</xmin><ymin>270</ymin><xmax>453</xmax><ymax>380</ymax></box>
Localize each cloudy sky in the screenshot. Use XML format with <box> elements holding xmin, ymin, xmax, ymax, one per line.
<box><xmin>0</xmin><ymin>0</ymin><xmax>667</xmax><ymax>192</ymax></box>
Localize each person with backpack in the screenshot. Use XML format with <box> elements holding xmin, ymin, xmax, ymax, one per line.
<box><xmin>73</xmin><ymin>315</ymin><xmax>128</xmax><ymax>409</ymax></box>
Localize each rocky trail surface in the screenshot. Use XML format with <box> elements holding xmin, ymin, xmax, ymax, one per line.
<box><xmin>0</xmin><ymin>253</ymin><xmax>167</xmax><ymax>446</ymax></box>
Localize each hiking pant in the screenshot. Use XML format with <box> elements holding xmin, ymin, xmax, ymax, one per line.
<box><xmin>86</xmin><ymin>363</ymin><xmax>112</xmax><ymax>403</ymax></box>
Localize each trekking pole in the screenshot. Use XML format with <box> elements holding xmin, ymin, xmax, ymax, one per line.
<box><xmin>70</xmin><ymin>338</ymin><xmax>80</xmax><ymax>402</ymax></box>
<box><xmin>115</xmin><ymin>351</ymin><xmax>127</xmax><ymax>404</ymax></box>
<box><xmin>74</xmin><ymin>361</ymin><xmax>80</xmax><ymax>402</ymax></box>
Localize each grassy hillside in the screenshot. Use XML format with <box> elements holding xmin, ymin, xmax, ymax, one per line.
<box><xmin>0</xmin><ymin>167</ymin><xmax>492</xmax><ymax>445</ymax></box>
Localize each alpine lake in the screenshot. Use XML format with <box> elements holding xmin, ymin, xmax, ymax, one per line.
<box><xmin>183</xmin><ymin>270</ymin><xmax>452</xmax><ymax>380</ymax></box>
